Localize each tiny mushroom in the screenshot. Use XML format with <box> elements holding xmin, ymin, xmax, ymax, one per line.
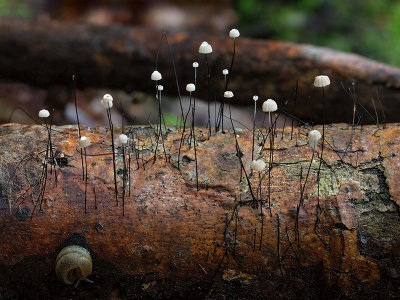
<box><xmin>79</xmin><ymin>136</ymin><xmax>91</xmax><ymax>148</ymax></box>
<box><xmin>224</xmin><ymin>91</ymin><xmax>234</xmax><ymax>98</ymax></box>
<box><xmin>101</xmin><ymin>94</ymin><xmax>113</xmax><ymax>109</ymax></box>
<box><xmin>119</xmin><ymin>134</ymin><xmax>128</xmax><ymax>145</ymax></box>
<box><xmin>262</xmin><ymin>99</ymin><xmax>278</xmax><ymax>112</ymax></box>
<box><xmin>199</xmin><ymin>41</ymin><xmax>212</xmax><ymax>54</ymax></box>
<box><xmin>308</xmin><ymin>129</ymin><xmax>322</xmax><ymax>150</ymax></box>
<box><xmin>313</xmin><ymin>75</ymin><xmax>330</xmax><ymax>88</ymax></box>
<box><xmin>186</xmin><ymin>83</ymin><xmax>196</xmax><ymax>92</ymax></box>
<box><xmin>151</xmin><ymin>70</ymin><xmax>162</xmax><ymax>81</ymax></box>
<box><xmin>229</xmin><ymin>28</ymin><xmax>240</xmax><ymax>39</ymax></box>
<box><xmin>38</xmin><ymin>109</ymin><xmax>50</xmax><ymax>118</ymax></box>
<box><xmin>251</xmin><ymin>159</ymin><xmax>266</xmax><ymax>172</ymax></box>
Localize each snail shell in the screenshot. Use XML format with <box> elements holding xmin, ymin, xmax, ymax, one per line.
<box><xmin>55</xmin><ymin>245</ymin><xmax>92</xmax><ymax>285</ymax></box>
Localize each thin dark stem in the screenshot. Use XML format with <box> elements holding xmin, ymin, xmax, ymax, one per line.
<box><xmin>225</xmin><ymin>39</ymin><xmax>236</xmax><ymax>90</ymax></box>
<box><xmin>122</xmin><ymin>144</ymin><xmax>126</xmax><ymax>216</ymax></box>
<box><xmin>299</xmin><ymin>149</ymin><xmax>315</xmax><ymax>206</ymax></box>
<box><xmin>164</xmin><ymin>35</ymin><xmax>184</xmax><ymax>124</ymax></box>
<box><xmin>177</xmin><ymin>92</ymin><xmax>192</xmax><ymax>170</ymax></box>
<box><xmin>253</xmin><ymin>225</ymin><xmax>257</xmax><ymax>251</ymax></box>
<box><xmin>317</xmin><ymin>87</ymin><xmax>325</xmax><ymax>205</ymax></box>
<box><xmin>372</xmin><ymin>98</ymin><xmax>379</xmax><ymax>127</ymax></box>
<box><xmin>107</xmin><ymin>108</ymin><xmax>118</xmax><ymax>205</ymax></box>
<box><xmin>277</xmin><ymin>212</ymin><xmax>284</xmax><ymax>279</ymax></box>
<box><xmin>92</xmin><ymin>173</ymin><xmax>97</xmax><ymax>210</ymax></box>
<box><xmin>291</xmin><ymin>80</ymin><xmax>298</xmax><ymax>140</ymax></box>
<box><xmin>285</xmin><ymin>227</ymin><xmax>302</xmax><ymax>266</ymax></box>
<box><xmin>266</xmin><ymin>113</ymin><xmax>276</xmax><ymax>217</ymax></box>
<box><xmin>228</xmin><ymin>103</ymin><xmax>257</xmax><ymax>202</ymax></box>
<box><xmin>252</xmin><ymin>100</ymin><xmax>257</xmax><ymax>161</ymax></box>
<box><xmin>154</xmin><ymin>89</ymin><xmax>168</xmax><ymax>162</ymax></box>
<box><xmin>73</xmin><ymin>75</ymin><xmax>85</xmax><ymax>181</ymax></box>
<box><xmin>204</xmin><ymin>54</ymin><xmax>211</xmax><ymax>138</ymax></box>
<box><xmin>84</xmin><ymin>148</ymin><xmax>88</xmax><ymax>214</ymax></box>
<box><xmin>233</xmin><ymin>209</ymin><xmax>238</xmax><ymax>255</ymax></box>
<box><xmin>192</xmin><ymin>92</ymin><xmax>199</xmax><ymax>191</ymax></box>
<box><xmin>128</xmin><ymin>139</ymin><xmax>131</xmax><ymax>197</ymax></box>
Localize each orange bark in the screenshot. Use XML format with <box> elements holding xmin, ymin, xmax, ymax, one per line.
<box><xmin>0</xmin><ymin>122</ymin><xmax>399</xmax><ymax>299</ymax></box>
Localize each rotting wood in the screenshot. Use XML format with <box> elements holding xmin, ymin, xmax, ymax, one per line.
<box><xmin>1</xmin><ymin>19</ymin><xmax>400</xmax><ymax>123</ymax></box>
<box><xmin>0</xmin><ymin>122</ymin><xmax>400</xmax><ymax>299</ymax></box>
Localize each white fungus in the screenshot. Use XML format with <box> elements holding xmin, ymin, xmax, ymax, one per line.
<box><xmin>101</xmin><ymin>94</ymin><xmax>113</xmax><ymax>109</ymax></box>
<box><xmin>151</xmin><ymin>70</ymin><xmax>162</xmax><ymax>81</ymax></box>
<box><xmin>119</xmin><ymin>134</ymin><xmax>128</xmax><ymax>145</ymax></box>
<box><xmin>262</xmin><ymin>99</ymin><xmax>278</xmax><ymax>112</ymax></box>
<box><xmin>192</xmin><ymin>62</ymin><xmax>199</xmax><ymax>68</ymax></box>
<box><xmin>224</xmin><ymin>91</ymin><xmax>234</xmax><ymax>98</ymax></box>
<box><xmin>199</xmin><ymin>41</ymin><xmax>212</xmax><ymax>54</ymax></box>
<box><xmin>253</xmin><ymin>95</ymin><xmax>258</xmax><ymax>101</ymax></box>
<box><xmin>100</xmin><ymin>99</ymin><xmax>113</xmax><ymax>109</ymax></box>
<box><xmin>313</xmin><ymin>75</ymin><xmax>330</xmax><ymax>88</ymax></box>
<box><xmin>157</xmin><ymin>85</ymin><xmax>164</xmax><ymax>91</ymax></box>
<box><xmin>78</xmin><ymin>136</ymin><xmax>91</xmax><ymax>148</ymax></box>
<box><xmin>186</xmin><ymin>83</ymin><xmax>195</xmax><ymax>92</ymax></box>
<box><xmin>251</xmin><ymin>159</ymin><xmax>266</xmax><ymax>171</ymax></box>
<box><xmin>229</xmin><ymin>28</ymin><xmax>240</xmax><ymax>39</ymax></box>
<box><xmin>103</xmin><ymin>94</ymin><xmax>113</xmax><ymax>103</ymax></box>
<box><xmin>38</xmin><ymin>109</ymin><xmax>50</xmax><ymax>118</ymax></box>
<box><xmin>222</xmin><ymin>69</ymin><xmax>229</xmax><ymax>75</ymax></box>
<box><xmin>308</xmin><ymin>129</ymin><xmax>322</xmax><ymax>150</ymax></box>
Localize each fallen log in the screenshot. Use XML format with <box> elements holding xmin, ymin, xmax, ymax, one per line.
<box><xmin>0</xmin><ymin>122</ymin><xmax>399</xmax><ymax>299</ymax></box>
<box><xmin>0</xmin><ymin>19</ymin><xmax>400</xmax><ymax>123</ymax></box>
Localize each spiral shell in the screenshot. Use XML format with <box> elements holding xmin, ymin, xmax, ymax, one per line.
<box><xmin>55</xmin><ymin>245</ymin><xmax>92</xmax><ymax>285</ymax></box>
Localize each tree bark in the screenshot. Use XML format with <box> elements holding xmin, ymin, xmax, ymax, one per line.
<box><xmin>0</xmin><ymin>18</ymin><xmax>400</xmax><ymax>123</ymax></box>
<box><xmin>0</xmin><ymin>122</ymin><xmax>399</xmax><ymax>299</ymax></box>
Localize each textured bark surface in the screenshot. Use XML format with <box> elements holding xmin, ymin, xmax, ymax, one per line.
<box><xmin>1</xmin><ymin>18</ymin><xmax>400</xmax><ymax>123</ymax></box>
<box><xmin>0</xmin><ymin>122</ymin><xmax>400</xmax><ymax>299</ymax></box>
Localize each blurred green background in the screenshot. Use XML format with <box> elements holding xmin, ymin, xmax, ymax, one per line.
<box><xmin>236</xmin><ymin>0</ymin><xmax>400</xmax><ymax>66</ymax></box>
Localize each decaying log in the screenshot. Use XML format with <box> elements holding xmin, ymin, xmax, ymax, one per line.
<box><xmin>0</xmin><ymin>122</ymin><xmax>400</xmax><ymax>299</ymax></box>
<box><xmin>1</xmin><ymin>19</ymin><xmax>400</xmax><ymax>123</ymax></box>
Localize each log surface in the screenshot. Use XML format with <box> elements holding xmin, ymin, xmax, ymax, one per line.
<box><xmin>0</xmin><ymin>122</ymin><xmax>400</xmax><ymax>299</ymax></box>
<box><xmin>1</xmin><ymin>19</ymin><xmax>400</xmax><ymax>123</ymax></box>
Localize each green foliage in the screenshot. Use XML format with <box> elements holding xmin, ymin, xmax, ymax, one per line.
<box><xmin>0</xmin><ymin>0</ymin><xmax>34</xmax><ymax>19</ymax></box>
<box><xmin>237</xmin><ymin>0</ymin><xmax>400</xmax><ymax>66</ymax></box>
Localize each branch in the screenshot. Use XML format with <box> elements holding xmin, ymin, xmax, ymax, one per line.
<box><xmin>0</xmin><ymin>19</ymin><xmax>400</xmax><ymax>123</ymax></box>
<box><xmin>0</xmin><ymin>122</ymin><xmax>398</xmax><ymax>298</ymax></box>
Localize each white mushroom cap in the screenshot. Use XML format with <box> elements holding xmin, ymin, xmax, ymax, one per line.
<box><xmin>308</xmin><ymin>129</ymin><xmax>321</xmax><ymax>150</ymax></box>
<box><xmin>251</xmin><ymin>159</ymin><xmax>266</xmax><ymax>171</ymax></box>
<box><xmin>192</xmin><ymin>62</ymin><xmax>199</xmax><ymax>68</ymax></box>
<box><xmin>100</xmin><ymin>99</ymin><xmax>113</xmax><ymax>109</ymax></box>
<box><xmin>262</xmin><ymin>99</ymin><xmax>278</xmax><ymax>112</ymax></box>
<box><xmin>119</xmin><ymin>134</ymin><xmax>128</xmax><ymax>144</ymax></box>
<box><xmin>103</xmin><ymin>94</ymin><xmax>113</xmax><ymax>103</ymax></box>
<box><xmin>199</xmin><ymin>41</ymin><xmax>212</xmax><ymax>54</ymax></box>
<box><xmin>157</xmin><ymin>85</ymin><xmax>164</xmax><ymax>91</ymax></box>
<box><xmin>186</xmin><ymin>83</ymin><xmax>195</xmax><ymax>92</ymax></box>
<box><xmin>151</xmin><ymin>70</ymin><xmax>162</xmax><ymax>81</ymax></box>
<box><xmin>79</xmin><ymin>136</ymin><xmax>91</xmax><ymax>148</ymax></box>
<box><xmin>313</xmin><ymin>75</ymin><xmax>330</xmax><ymax>87</ymax></box>
<box><xmin>253</xmin><ymin>95</ymin><xmax>258</xmax><ymax>101</ymax></box>
<box><xmin>224</xmin><ymin>91</ymin><xmax>234</xmax><ymax>98</ymax></box>
<box><xmin>38</xmin><ymin>109</ymin><xmax>50</xmax><ymax>118</ymax></box>
<box><xmin>229</xmin><ymin>28</ymin><xmax>240</xmax><ymax>39</ymax></box>
<box><xmin>222</xmin><ymin>69</ymin><xmax>229</xmax><ymax>75</ymax></box>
